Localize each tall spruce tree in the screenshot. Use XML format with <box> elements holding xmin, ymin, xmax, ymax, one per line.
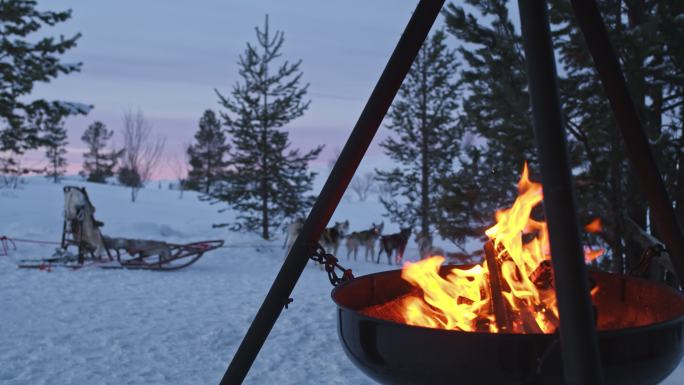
<box><xmin>548</xmin><ymin>0</ymin><xmax>684</xmax><ymax>272</ymax></box>
<box><xmin>437</xmin><ymin>1</ymin><xmax>538</xmax><ymax>247</ymax></box>
<box><xmin>375</xmin><ymin>30</ymin><xmax>461</xmax><ymax>238</ymax></box>
<box><xmin>80</xmin><ymin>121</ymin><xmax>120</xmax><ymax>183</ymax></box>
<box><xmin>0</xmin><ymin>1</ymin><xmax>87</xmax><ymax>173</ymax></box>
<box><xmin>215</xmin><ymin>15</ymin><xmax>322</xmax><ymax>239</ymax></box>
<box><xmin>186</xmin><ymin>109</ymin><xmax>230</xmax><ymax>194</ymax></box>
<box><xmin>43</xmin><ymin>114</ymin><xmax>68</xmax><ymax>183</ymax></box>
<box><xmin>436</xmin><ymin>0</ymin><xmax>683</xmax><ymax>269</ymax></box>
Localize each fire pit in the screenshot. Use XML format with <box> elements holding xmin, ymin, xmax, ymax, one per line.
<box><xmin>332</xmin><ymin>164</ymin><xmax>684</xmax><ymax>385</ymax></box>
<box><xmin>332</xmin><ymin>268</ymin><xmax>684</xmax><ymax>385</ymax></box>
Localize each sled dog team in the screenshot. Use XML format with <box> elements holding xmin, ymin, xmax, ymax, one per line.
<box><xmin>283</xmin><ymin>219</ymin><xmax>460</xmax><ymax>265</ymax></box>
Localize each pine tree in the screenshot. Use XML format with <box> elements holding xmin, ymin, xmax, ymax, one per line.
<box><xmin>215</xmin><ymin>15</ymin><xmax>322</xmax><ymax>239</ymax></box>
<box><xmin>0</xmin><ymin>1</ymin><xmax>87</xmax><ymax>169</ymax></box>
<box><xmin>80</xmin><ymin>121</ymin><xmax>120</xmax><ymax>183</ymax></box>
<box><xmin>375</xmin><ymin>30</ymin><xmax>461</xmax><ymax>238</ymax></box>
<box><xmin>43</xmin><ymin>114</ymin><xmax>68</xmax><ymax>183</ymax></box>
<box><xmin>437</xmin><ymin>1</ymin><xmax>538</xmax><ymax>246</ymax></box>
<box><xmin>546</xmin><ymin>0</ymin><xmax>629</xmax><ymax>272</ymax></box>
<box><xmin>437</xmin><ymin>0</ymin><xmax>683</xmax><ymax>269</ymax></box>
<box><xmin>186</xmin><ymin>110</ymin><xmax>230</xmax><ymax>194</ymax></box>
<box><xmin>117</xmin><ymin>166</ymin><xmax>141</xmax><ymax>191</ymax></box>
<box><xmin>547</xmin><ymin>0</ymin><xmax>684</xmax><ymax>272</ymax></box>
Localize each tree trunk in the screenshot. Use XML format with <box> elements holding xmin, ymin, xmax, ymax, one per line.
<box><xmin>261</xmin><ymin>41</ymin><xmax>270</xmax><ymax>240</ymax></box>
<box><xmin>419</xmin><ymin>49</ymin><xmax>429</xmax><ymax>238</ymax></box>
<box><xmin>53</xmin><ymin>158</ymin><xmax>58</xmax><ymax>183</ymax></box>
<box><xmin>205</xmin><ymin>147</ymin><xmax>212</xmax><ymax>195</ymax></box>
<box><xmin>676</xmin><ymin>91</ymin><xmax>684</xmax><ymax>225</ymax></box>
<box><xmin>623</xmin><ymin>0</ymin><xmax>648</xmax><ymax>270</ymax></box>
<box><xmin>609</xmin><ymin>123</ymin><xmax>625</xmax><ymax>274</ymax></box>
<box><xmin>261</xmin><ymin>133</ymin><xmax>269</xmax><ymax>240</ymax></box>
<box><xmin>95</xmin><ymin>149</ymin><xmax>100</xmax><ymax>179</ymax></box>
<box><xmin>601</xmin><ymin>0</ymin><xmax>627</xmax><ymax>274</ymax></box>
<box><xmin>648</xmin><ymin>56</ymin><xmax>663</xmax><ymax>239</ymax></box>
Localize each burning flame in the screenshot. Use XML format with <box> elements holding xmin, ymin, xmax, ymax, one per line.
<box><xmin>400</xmin><ymin>163</ymin><xmax>604</xmax><ymax>333</ymax></box>
<box><xmin>402</xmin><ymin>258</ymin><xmax>492</xmax><ymax>331</ymax></box>
<box><xmin>584</xmin><ymin>218</ymin><xmax>605</xmax><ymax>263</ymax></box>
<box><xmin>585</xmin><ymin>218</ymin><xmax>602</xmax><ymax>233</ymax></box>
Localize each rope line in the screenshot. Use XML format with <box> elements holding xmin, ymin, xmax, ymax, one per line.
<box><xmin>0</xmin><ymin>236</ymin><xmax>61</xmax><ymax>246</ymax></box>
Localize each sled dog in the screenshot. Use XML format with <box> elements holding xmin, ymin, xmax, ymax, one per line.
<box><xmin>320</xmin><ymin>220</ymin><xmax>349</xmax><ymax>255</ymax></box>
<box><xmin>283</xmin><ymin>218</ymin><xmax>305</xmax><ymax>256</ymax></box>
<box><xmin>345</xmin><ymin>222</ymin><xmax>384</xmax><ymax>261</ymax></box>
<box><xmin>378</xmin><ymin>227</ymin><xmax>412</xmax><ymax>265</ymax></box>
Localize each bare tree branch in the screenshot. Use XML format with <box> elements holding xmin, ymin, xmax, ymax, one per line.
<box><xmin>119</xmin><ymin>109</ymin><xmax>166</xmax><ymax>202</ymax></box>
<box><xmin>349</xmin><ymin>172</ymin><xmax>376</xmax><ymax>202</ymax></box>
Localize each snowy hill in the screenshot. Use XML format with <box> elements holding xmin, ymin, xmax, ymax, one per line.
<box><xmin>1</xmin><ymin>178</ymin><xmax>684</xmax><ymax>385</ymax></box>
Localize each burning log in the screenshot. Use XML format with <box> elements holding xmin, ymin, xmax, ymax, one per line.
<box><xmin>530</xmin><ymin>260</ymin><xmax>554</xmax><ymax>290</ymax></box>
<box><xmin>484</xmin><ymin>241</ymin><xmax>513</xmax><ymax>332</ymax></box>
<box><xmin>511</xmin><ymin>297</ymin><xmax>544</xmax><ymax>334</ymax></box>
<box><xmin>484</xmin><ymin>241</ymin><xmax>553</xmax><ymax>334</ymax></box>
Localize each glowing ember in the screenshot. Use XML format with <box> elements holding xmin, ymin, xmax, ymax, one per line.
<box><xmin>382</xmin><ymin>163</ymin><xmax>604</xmax><ymax>334</ymax></box>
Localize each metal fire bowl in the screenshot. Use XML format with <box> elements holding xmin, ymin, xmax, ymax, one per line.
<box><xmin>332</xmin><ymin>268</ymin><xmax>684</xmax><ymax>385</ymax></box>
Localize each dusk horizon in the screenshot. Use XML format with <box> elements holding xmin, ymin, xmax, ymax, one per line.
<box><xmin>24</xmin><ymin>0</ymin><xmax>442</xmax><ymax>179</ymax></box>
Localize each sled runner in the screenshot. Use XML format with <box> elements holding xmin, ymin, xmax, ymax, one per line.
<box><xmin>17</xmin><ymin>239</ymin><xmax>224</xmax><ymax>271</ymax></box>
<box><xmin>102</xmin><ymin>239</ymin><xmax>224</xmax><ymax>271</ymax></box>
<box><xmin>17</xmin><ymin>186</ymin><xmax>224</xmax><ymax>271</ymax></box>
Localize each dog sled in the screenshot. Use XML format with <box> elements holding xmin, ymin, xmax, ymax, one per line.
<box><xmin>17</xmin><ymin>186</ymin><xmax>223</xmax><ymax>271</ymax></box>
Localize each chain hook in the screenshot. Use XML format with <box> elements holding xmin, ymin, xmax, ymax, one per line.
<box><xmin>308</xmin><ymin>242</ymin><xmax>354</xmax><ymax>287</ymax></box>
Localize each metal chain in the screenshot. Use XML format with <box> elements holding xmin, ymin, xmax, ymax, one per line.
<box><xmin>308</xmin><ymin>242</ymin><xmax>354</xmax><ymax>287</ymax></box>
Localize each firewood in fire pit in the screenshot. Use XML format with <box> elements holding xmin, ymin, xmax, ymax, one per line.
<box><xmin>510</xmin><ymin>296</ymin><xmax>544</xmax><ymax>333</ymax></box>
<box><xmin>475</xmin><ymin>316</ymin><xmax>492</xmax><ymax>332</ymax></box>
<box><xmin>484</xmin><ymin>241</ymin><xmax>513</xmax><ymax>332</ymax></box>
<box><xmin>531</xmin><ymin>259</ymin><xmax>554</xmax><ymax>290</ymax></box>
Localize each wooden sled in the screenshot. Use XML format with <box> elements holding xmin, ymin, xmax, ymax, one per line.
<box><xmin>103</xmin><ymin>239</ymin><xmax>224</xmax><ymax>271</ymax></box>
<box><xmin>17</xmin><ymin>186</ymin><xmax>224</xmax><ymax>271</ymax></box>
<box><xmin>17</xmin><ymin>240</ymin><xmax>224</xmax><ymax>271</ymax></box>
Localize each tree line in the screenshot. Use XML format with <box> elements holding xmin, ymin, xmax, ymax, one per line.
<box><xmin>0</xmin><ymin>1</ymin><xmax>166</xmax><ymax>202</ymax></box>
<box><xmin>3</xmin><ymin>0</ymin><xmax>683</xmax><ymax>273</ymax></box>
<box><xmin>0</xmin><ymin>3</ymin><xmax>320</xmax><ymax>239</ymax></box>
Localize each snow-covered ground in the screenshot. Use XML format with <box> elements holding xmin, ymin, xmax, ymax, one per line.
<box><xmin>0</xmin><ymin>177</ymin><xmax>401</xmax><ymax>385</ymax></box>
<box><xmin>2</xmin><ymin>177</ymin><xmax>684</xmax><ymax>385</ymax></box>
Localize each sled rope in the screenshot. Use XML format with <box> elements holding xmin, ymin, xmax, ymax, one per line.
<box><xmin>0</xmin><ymin>235</ymin><xmax>61</xmax><ymax>246</ymax></box>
